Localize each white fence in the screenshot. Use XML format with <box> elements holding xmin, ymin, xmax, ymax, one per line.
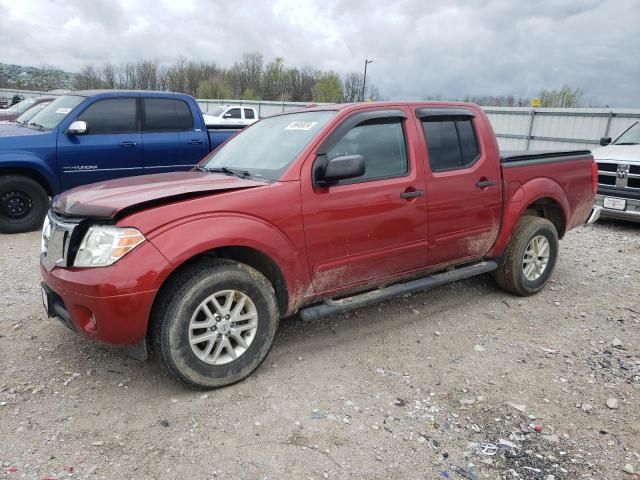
<box><xmin>3</xmin><ymin>88</ymin><xmax>639</xmax><ymax>151</ymax></box>
<box><xmin>483</xmin><ymin>107</ymin><xmax>640</xmax><ymax>151</ymax></box>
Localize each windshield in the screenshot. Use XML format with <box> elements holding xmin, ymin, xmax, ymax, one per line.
<box><xmin>206</xmin><ymin>106</ymin><xmax>226</xmax><ymax>117</ymax></box>
<box><xmin>202</xmin><ymin>110</ymin><xmax>336</xmax><ymax>180</ymax></box>
<box><xmin>27</xmin><ymin>95</ymin><xmax>85</xmax><ymax>130</ymax></box>
<box><xmin>16</xmin><ymin>102</ymin><xmax>51</xmax><ymax>124</ymax></box>
<box><xmin>13</xmin><ymin>98</ymin><xmax>36</xmax><ymax>114</ymax></box>
<box><xmin>613</xmin><ymin>122</ymin><xmax>640</xmax><ymax>145</ymax></box>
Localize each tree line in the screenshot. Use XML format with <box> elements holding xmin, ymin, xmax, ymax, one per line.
<box><xmin>71</xmin><ymin>53</ymin><xmax>382</xmax><ymax>103</ymax></box>
<box><xmin>2</xmin><ymin>55</ymin><xmax>586</xmax><ymax>108</ymax></box>
<box><xmin>423</xmin><ymin>85</ymin><xmax>584</xmax><ymax>108</ymax></box>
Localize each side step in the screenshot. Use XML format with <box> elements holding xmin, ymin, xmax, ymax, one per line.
<box><xmin>299</xmin><ymin>261</ymin><xmax>498</xmax><ymax>321</ymax></box>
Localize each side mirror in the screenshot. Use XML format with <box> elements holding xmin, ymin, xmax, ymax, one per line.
<box><xmin>223</xmin><ymin>113</ymin><xmax>232</xmax><ymax>119</ymax></box>
<box><xmin>600</xmin><ymin>137</ymin><xmax>612</xmax><ymax>146</ymax></box>
<box><xmin>67</xmin><ymin>120</ymin><xmax>87</xmax><ymax>135</ymax></box>
<box><xmin>314</xmin><ymin>154</ymin><xmax>365</xmax><ymax>187</ymax></box>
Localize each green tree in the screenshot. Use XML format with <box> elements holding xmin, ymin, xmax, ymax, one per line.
<box><xmin>261</xmin><ymin>57</ymin><xmax>288</xmax><ymax>100</ymax></box>
<box><xmin>539</xmin><ymin>85</ymin><xmax>584</xmax><ymax>107</ymax></box>
<box><xmin>312</xmin><ymin>71</ymin><xmax>343</xmax><ymax>103</ymax></box>
<box><xmin>242</xmin><ymin>87</ymin><xmax>259</xmax><ymax>100</ymax></box>
<box><xmin>197</xmin><ymin>76</ymin><xmax>232</xmax><ymax>99</ymax></box>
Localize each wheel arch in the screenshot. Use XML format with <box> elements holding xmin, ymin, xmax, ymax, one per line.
<box><xmin>523</xmin><ymin>196</ymin><xmax>567</xmax><ymax>238</ymax></box>
<box><xmin>147</xmin><ymin>245</ymin><xmax>290</xmax><ymax>341</ymax></box>
<box><xmin>0</xmin><ymin>159</ymin><xmax>58</xmax><ymax>196</ymax></box>
<box><xmin>489</xmin><ymin>177</ymin><xmax>570</xmax><ymax>258</ymax></box>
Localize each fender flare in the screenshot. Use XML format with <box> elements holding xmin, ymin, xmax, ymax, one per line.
<box><xmin>147</xmin><ymin>213</ymin><xmax>310</xmax><ymax>314</ymax></box>
<box><xmin>0</xmin><ymin>153</ymin><xmax>60</xmax><ymax>194</ymax></box>
<box><xmin>489</xmin><ymin>177</ymin><xmax>570</xmax><ymax>257</ymax></box>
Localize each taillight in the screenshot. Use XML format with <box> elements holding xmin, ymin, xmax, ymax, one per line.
<box><xmin>591</xmin><ymin>161</ymin><xmax>598</xmax><ymax>195</ymax></box>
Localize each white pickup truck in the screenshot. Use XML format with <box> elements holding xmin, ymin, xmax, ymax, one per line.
<box><xmin>202</xmin><ymin>105</ymin><xmax>259</xmax><ymax>127</ymax></box>
<box><xmin>593</xmin><ymin>121</ymin><xmax>640</xmax><ymax>222</ymax></box>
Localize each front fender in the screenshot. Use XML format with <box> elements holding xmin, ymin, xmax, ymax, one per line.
<box><xmin>145</xmin><ymin>213</ymin><xmax>310</xmax><ymax>314</ymax></box>
<box><xmin>489</xmin><ymin>177</ymin><xmax>570</xmax><ymax>258</ymax></box>
<box><xmin>0</xmin><ymin>153</ymin><xmax>60</xmax><ymax>193</ymax></box>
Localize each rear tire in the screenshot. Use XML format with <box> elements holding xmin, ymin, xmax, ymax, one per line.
<box><xmin>0</xmin><ymin>175</ymin><xmax>49</xmax><ymax>234</ymax></box>
<box><xmin>152</xmin><ymin>259</ymin><xmax>279</xmax><ymax>389</ymax></box>
<box><xmin>493</xmin><ymin>215</ymin><xmax>559</xmax><ymax>296</ymax></box>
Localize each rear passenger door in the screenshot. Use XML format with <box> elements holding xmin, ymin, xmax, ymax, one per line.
<box><xmin>57</xmin><ymin>97</ymin><xmax>143</xmax><ymax>189</ymax></box>
<box><xmin>243</xmin><ymin>108</ymin><xmax>256</xmax><ymax>124</ymax></box>
<box><xmin>417</xmin><ymin>108</ymin><xmax>502</xmax><ymax>267</ymax></box>
<box><xmin>141</xmin><ymin>97</ymin><xmax>208</xmax><ymax>174</ymax></box>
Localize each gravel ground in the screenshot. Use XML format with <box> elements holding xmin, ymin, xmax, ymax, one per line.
<box><xmin>0</xmin><ymin>221</ymin><xmax>639</xmax><ymax>480</ymax></box>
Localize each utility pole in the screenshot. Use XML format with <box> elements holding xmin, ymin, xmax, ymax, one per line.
<box><xmin>362</xmin><ymin>59</ymin><xmax>373</xmax><ymax>102</ymax></box>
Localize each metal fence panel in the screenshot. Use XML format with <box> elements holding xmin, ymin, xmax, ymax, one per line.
<box><xmin>483</xmin><ymin>107</ymin><xmax>640</xmax><ymax>151</ymax></box>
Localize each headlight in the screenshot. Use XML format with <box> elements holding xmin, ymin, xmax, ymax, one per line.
<box><xmin>41</xmin><ymin>214</ymin><xmax>51</xmax><ymax>254</ymax></box>
<box><xmin>74</xmin><ymin>226</ymin><xmax>145</xmax><ymax>267</ymax></box>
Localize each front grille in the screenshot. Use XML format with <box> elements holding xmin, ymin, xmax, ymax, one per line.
<box><xmin>598</xmin><ymin>162</ymin><xmax>617</xmax><ymax>172</ymax></box>
<box><xmin>598</xmin><ymin>175</ymin><xmax>615</xmax><ymax>186</ymax></box>
<box><xmin>42</xmin><ymin>211</ymin><xmax>83</xmax><ymax>271</ymax></box>
<box><xmin>597</xmin><ymin>161</ymin><xmax>640</xmax><ymax>194</ymax></box>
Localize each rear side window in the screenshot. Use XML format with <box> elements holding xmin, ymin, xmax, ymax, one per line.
<box><xmin>78</xmin><ymin>98</ymin><xmax>137</xmax><ymax>134</ymax></box>
<box><xmin>226</xmin><ymin>108</ymin><xmax>241</xmax><ymax>119</ymax></box>
<box><xmin>327</xmin><ymin>117</ymin><xmax>408</xmax><ymax>184</ymax></box>
<box><xmin>422</xmin><ymin>118</ymin><xmax>480</xmax><ymax>172</ymax></box>
<box><xmin>244</xmin><ymin>108</ymin><xmax>255</xmax><ymax>119</ymax></box>
<box><xmin>143</xmin><ymin>98</ymin><xmax>193</xmax><ymax>132</ymax></box>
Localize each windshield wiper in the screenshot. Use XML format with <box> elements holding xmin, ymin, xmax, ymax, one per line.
<box><xmin>197</xmin><ymin>165</ymin><xmax>251</xmax><ymax>178</ymax></box>
<box><xmin>27</xmin><ymin>122</ymin><xmax>46</xmax><ymax>131</ymax></box>
<box><xmin>615</xmin><ymin>142</ymin><xmax>639</xmax><ymax>145</ymax></box>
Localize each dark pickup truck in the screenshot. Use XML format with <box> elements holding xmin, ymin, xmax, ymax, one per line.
<box><xmin>40</xmin><ymin>101</ymin><xmax>598</xmax><ymax>388</ymax></box>
<box><xmin>0</xmin><ymin>90</ymin><xmax>240</xmax><ymax>233</ymax></box>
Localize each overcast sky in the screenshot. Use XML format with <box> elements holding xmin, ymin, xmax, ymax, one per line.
<box><xmin>1</xmin><ymin>0</ymin><xmax>638</xmax><ymax>106</ymax></box>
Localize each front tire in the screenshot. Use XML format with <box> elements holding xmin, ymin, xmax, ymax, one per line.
<box><xmin>152</xmin><ymin>259</ymin><xmax>279</xmax><ymax>389</ymax></box>
<box><xmin>493</xmin><ymin>215</ymin><xmax>559</xmax><ymax>296</ymax></box>
<box><xmin>0</xmin><ymin>175</ymin><xmax>49</xmax><ymax>234</ymax></box>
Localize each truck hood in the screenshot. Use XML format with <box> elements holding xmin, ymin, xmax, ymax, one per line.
<box><xmin>52</xmin><ymin>171</ymin><xmax>266</xmax><ymax>219</ymax></box>
<box><xmin>0</xmin><ymin>123</ymin><xmax>49</xmax><ymax>138</ymax></box>
<box><xmin>592</xmin><ymin>145</ymin><xmax>640</xmax><ymax>163</ymax></box>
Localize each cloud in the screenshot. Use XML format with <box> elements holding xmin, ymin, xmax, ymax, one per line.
<box><xmin>0</xmin><ymin>0</ymin><xmax>638</xmax><ymax>106</ymax></box>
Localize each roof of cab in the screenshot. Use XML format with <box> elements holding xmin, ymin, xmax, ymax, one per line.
<box><xmin>278</xmin><ymin>100</ymin><xmax>482</xmax><ymax>116</ymax></box>
<box><xmin>71</xmin><ymin>90</ymin><xmax>193</xmax><ymax>99</ymax></box>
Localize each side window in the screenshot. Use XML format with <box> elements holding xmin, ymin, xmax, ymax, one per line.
<box><xmin>244</xmin><ymin>108</ymin><xmax>255</xmax><ymax>119</ymax></box>
<box><xmin>327</xmin><ymin>117</ymin><xmax>408</xmax><ymax>184</ymax></box>
<box><xmin>78</xmin><ymin>98</ymin><xmax>137</xmax><ymax>134</ymax></box>
<box><xmin>422</xmin><ymin>118</ymin><xmax>480</xmax><ymax>172</ymax></box>
<box><xmin>226</xmin><ymin>108</ymin><xmax>241</xmax><ymax>119</ymax></box>
<box><xmin>143</xmin><ymin>98</ymin><xmax>193</xmax><ymax>132</ymax></box>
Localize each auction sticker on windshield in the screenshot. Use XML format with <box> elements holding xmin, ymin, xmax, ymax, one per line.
<box><xmin>285</xmin><ymin>121</ymin><xmax>318</xmax><ymax>130</ymax></box>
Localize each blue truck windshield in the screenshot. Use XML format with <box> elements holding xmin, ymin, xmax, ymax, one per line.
<box><xmin>27</xmin><ymin>95</ymin><xmax>85</xmax><ymax>130</ymax></box>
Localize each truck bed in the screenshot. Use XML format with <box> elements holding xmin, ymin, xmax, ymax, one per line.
<box><xmin>500</xmin><ymin>150</ymin><xmax>592</xmax><ymax>165</ymax></box>
<box><xmin>499</xmin><ymin>149</ymin><xmax>594</xmax><ymax>237</ymax></box>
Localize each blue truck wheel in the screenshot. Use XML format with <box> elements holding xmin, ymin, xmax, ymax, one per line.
<box><xmin>0</xmin><ymin>175</ymin><xmax>49</xmax><ymax>234</ymax></box>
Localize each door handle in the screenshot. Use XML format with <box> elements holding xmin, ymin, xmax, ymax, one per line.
<box><xmin>476</xmin><ymin>179</ymin><xmax>496</xmax><ymax>189</ymax></box>
<box><xmin>120</xmin><ymin>141</ymin><xmax>137</xmax><ymax>147</ymax></box>
<box><xmin>188</xmin><ymin>139</ymin><xmax>204</xmax><ymax>145</ymax></box>
<box><xmin>400</xmin><ymin>190</ymin><xmax>425</xmax><ymax>199</ymax></box>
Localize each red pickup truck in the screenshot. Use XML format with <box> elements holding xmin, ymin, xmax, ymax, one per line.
<box><xmin>40</xmin><ymin>102</ymin><xmax>598</xmax><ymax>388</ymax></box>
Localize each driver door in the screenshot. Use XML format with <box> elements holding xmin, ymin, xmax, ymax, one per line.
<box><xmin>56</xmin><ymin>97</ymin><xmax>143</xmax><ymax>189</ymax></box>
<box><xmin>300</xmin><ymin>108</ymin><xmax>429</xmax><ymax>293</ymax></box>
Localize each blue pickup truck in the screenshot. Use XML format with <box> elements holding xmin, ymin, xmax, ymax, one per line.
<box><xmin>0</xmin><ymin>90</ymin><xmax>240</xmax><ymax>233</ymax></box>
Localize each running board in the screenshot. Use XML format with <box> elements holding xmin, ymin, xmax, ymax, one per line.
<box><xmin>299</xmin><ymin>261</ymin><xmax>498</xmax><ymax>321</ymax></box>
